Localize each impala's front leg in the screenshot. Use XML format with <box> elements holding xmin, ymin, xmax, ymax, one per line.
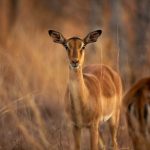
<box><xmin>90</xmin><ymin>122</ymin><xmax>99</xmax><ymax>150</ymax></box>
<box><xmin>98</xmin><ymin>131</ymin><xmax>106</xmax><ymax>150</ymax></box>
<box><xmin>110</xmin><ymin>125</ymin><xmax>118</xmax><ymax>150</ymax></box>
<box><xmin>73</xmin><ymin>126</ymin><xmax>81</xmax><ymax>150</ymax></box>
<box><xmin>109</xmin><ymin>114</ymin><xmax>119</xmax><ymax>150</ymax></box>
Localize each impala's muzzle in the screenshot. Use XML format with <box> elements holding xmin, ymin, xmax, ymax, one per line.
<box><xmin>70</xmin><ymin>59</ymin><xmax>80</xmax><ymax>69</ymax></box>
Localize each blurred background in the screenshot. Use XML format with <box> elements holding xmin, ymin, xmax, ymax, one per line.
<box><xmin>0</xmin><ymin>0</ymin><xmax>149</xmax><ymax>149</ymax></box>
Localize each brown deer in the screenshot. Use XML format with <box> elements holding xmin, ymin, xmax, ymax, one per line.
<box><xmin>48</xmin><ymin>30</ymin><xmax>122</xmax><ymax>150</ymax></box>
<box><xmin>123</xmin><ymin>77</ymin><xmax>150</xmax><ymax>150</ymax></box>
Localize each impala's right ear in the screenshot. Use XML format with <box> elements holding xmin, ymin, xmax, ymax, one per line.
<box><xmin>48</xmin><ymin>30</ymin><xmax>66</xmax><ymax>45</ymax></box>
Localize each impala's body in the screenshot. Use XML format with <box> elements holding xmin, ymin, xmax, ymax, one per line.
<box><xmin>48</xmin><ymin>30</ymin><xmax>122</xmax><ymax>150</ymax></box>
<box><xmin>65</xmin><ymin>64</ymin><xmax>121</xmax><ymax>126</ymax></box>
<box><xmin>123</xmin><ymin>77</ymin><xmax>150</xmax><ymax>150</ymax></box>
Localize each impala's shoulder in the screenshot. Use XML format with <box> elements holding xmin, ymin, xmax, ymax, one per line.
<box><xmin>83</xmin><ymin>73</ymin><xmax>100</xmax><ymax>88</ymax></box>
<box><xmin>83</xmin><ymin>73</ymin><xmax>116</xmax><ymax>98</ymax></box>
<box><xmin>83</xmin><ymin>73</ymin><xmax>100</xmax><ymax>97</ymax></box>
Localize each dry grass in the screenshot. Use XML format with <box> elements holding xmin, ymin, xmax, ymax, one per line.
<box><xmin>0</xmin><ymin>23</ymin><xmax>70</xmax><ymax>150</ymax></box>
<box><xmin>0</xmin><ymin>22</ymin><xmax>130</xmax><ymax>150</ymax></box>
<box><xmin>0</xmin><ymin>1</ymin><xmax>149</xmax><ymax>149</ymax></box>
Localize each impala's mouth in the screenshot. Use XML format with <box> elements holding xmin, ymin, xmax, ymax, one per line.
<box><xmin>70</xmin><ymin>63</ymin><xmax>80</xmax><ymax>69</ymax></box>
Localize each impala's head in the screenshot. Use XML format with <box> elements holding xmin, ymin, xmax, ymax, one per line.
<box><xmin>48</xmin><ymin>30</ymin><xmax>102</xmax><ymax>70</ymax></box>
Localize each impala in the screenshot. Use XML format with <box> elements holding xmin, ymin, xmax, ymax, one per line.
<box><xmin>48</xmin><ymin>29</ymin><xmax>122</xmax><ymax>150</ymax></box>
<box><xmin>123</xmin><ymin>77</ymin><xmax>150</xmax><ymax>150</ymax></box>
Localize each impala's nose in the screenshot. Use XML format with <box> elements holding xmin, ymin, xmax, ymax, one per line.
<box><xmin>71</xmin><ymin>58</ymin><xmax>79</xmax><ymax>68</ymax></box>
<box><xmin>72</xmin><ymin>59</ymin><xmax>79</xmax><ymax>64</ymax></box>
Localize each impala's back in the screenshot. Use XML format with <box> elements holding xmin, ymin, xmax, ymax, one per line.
<box><xmin>123</xmin><ymin>77</ymin><xmax>150</xmax><ymax>150</ymax></box>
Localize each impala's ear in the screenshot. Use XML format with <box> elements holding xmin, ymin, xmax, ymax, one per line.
<box><xmin>84</xmin><ymin>30</ymin><xmax>102</xmax><ymax>45</ymax></box>
<box><xmin>48</xmin><ymin>30</ymin><xmax>66</xmax><ymax>45</ymax></box>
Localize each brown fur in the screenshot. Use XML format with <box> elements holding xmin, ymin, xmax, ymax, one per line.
<box><xmin>65</xmin><ymin>64</ymin><xmax>122</xmax><ymax>123</ymax></box>
<box><xmin>48</xmin><ymin>30</ymin><xmax>122</xmax><ymax>150</ymax></box>
<box><xmin>65</xmin><ymin>41</ymin><xmax>122</xmax><ymax>150</ymax></box>
<box><xmin>123</xmin><ymin>77</ymin><xmax>150</xmax><ymax>150</ymax></box>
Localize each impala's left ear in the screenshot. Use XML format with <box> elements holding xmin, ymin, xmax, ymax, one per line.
<box><xmin>84</xmin><ymin>30</ymin><xmax>102</xmax><ymax>45</ymax></box>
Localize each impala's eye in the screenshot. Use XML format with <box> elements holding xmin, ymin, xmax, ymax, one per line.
<box><xmin>64</xmin><ymin>45</ymin><xmax>69</xmax><ymax>50</ymax></box>
<box><xmin>82</xmin><ymin>45</ymin><xmax>85</xmax><ymax>49</ymax></box>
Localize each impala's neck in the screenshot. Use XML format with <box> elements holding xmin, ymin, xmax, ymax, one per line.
<box><xmin>69</xmin><ymin>67</ymin><xmax>87</xmax><ymax>105</ymax></box>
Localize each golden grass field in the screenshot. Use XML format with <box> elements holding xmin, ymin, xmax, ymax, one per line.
<box><xmin>0</xmin><ymin>1</ymin><xmax>149</xmax><ymax>150</ymax></box>
<box><xmin>0</xmin><ymin>23</ymin><xmax>130</xmax><ymax>150</ymax></box>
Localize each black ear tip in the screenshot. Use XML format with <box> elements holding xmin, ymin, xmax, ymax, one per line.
<box><xmin>48</xmin><ymin>30</ymin><xmax>53</xmax><ymax>35</ymax></box>
<box><xmin>97</xmin><ymin>30</ymin><xmax>102</xmax><ymax>34</ymax></box>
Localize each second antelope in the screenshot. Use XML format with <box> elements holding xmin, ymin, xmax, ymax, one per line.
<box><xmin>123</xmin><ymin>77</ymin><xmax>150</xmax><ymax>150</ymax></box>
<box><xmin>48</xmin><ymin>29</ymin><xmax>122</xmax><ymax>150</ymax></box>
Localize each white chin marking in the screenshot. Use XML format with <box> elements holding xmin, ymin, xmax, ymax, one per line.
<box><xmin>70</xmin><ymin>64</ymin><xmax>80</xmax><ymax>70</ymax></box>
